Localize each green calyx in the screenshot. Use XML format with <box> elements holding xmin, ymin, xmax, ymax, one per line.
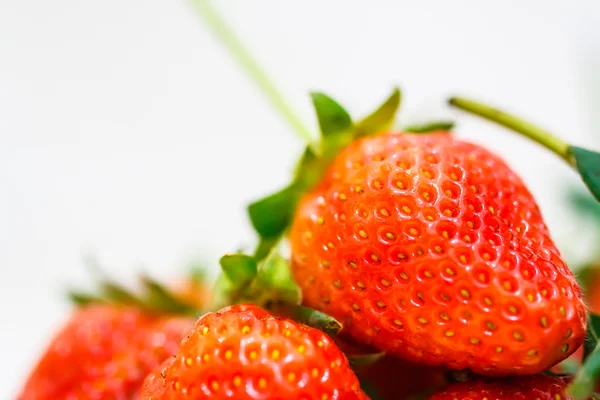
<box><xmin>68</xmin><ymin>274</ymin><xmax>199</xmax><ymax>317</ymax></box>
<box><xmin>248</xmin><ymin>88</ymin><xmax>403</xmax><ymax>260</ymax></box>
<box><xmin>448</xmin><ymin>96</ymin><xmax>600</xmax><ymax>204</ymax></box>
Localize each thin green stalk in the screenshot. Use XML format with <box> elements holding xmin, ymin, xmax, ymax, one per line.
<box><xmin>449</xmin><ymin>97</ymin><xmax>575</xmax><ymax>166</ymax></box>
<box><xmin>189</xmin><ymin>0</ymin><xmax>315</xmax><ymax>147</ymax></box>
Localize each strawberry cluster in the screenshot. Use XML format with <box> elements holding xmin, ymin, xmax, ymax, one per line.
<box><xmin>16</xmin><ymin>89</ymin><xmax>600</xmax><ymax>400</ymax></box>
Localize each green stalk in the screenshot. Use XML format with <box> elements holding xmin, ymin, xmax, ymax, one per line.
<box><xmin>449</xmin><ymin>97</ymin><xmax>575</xmax><ymax>166</ymax></box>
<box><xmin>189</xmin><ymin>0</ymin><xmax>315</xmax><ymax>147</ymax></box>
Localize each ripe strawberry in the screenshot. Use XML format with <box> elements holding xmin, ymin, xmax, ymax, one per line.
<box><xmin>427</xmin><ymin>375</ymin><xmax>589</xmax><ymax>400</ymax></box>
<box><xmin>139</xmin><ymin>304</ymin><xmax>367</xmax><ymax>399</ymax></box>
<box><xmin>334</xmin><ymin>335</ymin><xmax>447</xmax><ymax>399</ymax></box>
<box><xmin>289</xmin><ymin>132</ymin><xmax>586</xmax><ymax>376</ymax></box>
<box><xmin>19</xmin><ymin>305</ymin><xmax>194</xmax><ymax>400</ymax></box>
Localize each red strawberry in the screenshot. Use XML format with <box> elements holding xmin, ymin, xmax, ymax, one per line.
<box><xmin>139</xmin><ymin>304</ymin><xmax>367</xmax><ymax>399</ymax></box>
<box><xmin>19</xmin><ymin>305</ymin><xmax>194</xmax><ymax>400</ymax></box>
<box><xmin>334</xmin><ymin>335</ymin><xmax>448</xmax><ymax>399</ymax></box>
<box><xmin>427</xmin><ymin>375</ymin><xmax>590</xmax><ymax>400</ymax></box>
<box><xmin>289</xmin><ymin>132</ymin><xmax>586</xmax><ymax>376</ymax></box>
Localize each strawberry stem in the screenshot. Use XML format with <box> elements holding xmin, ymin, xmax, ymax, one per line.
<box><xmin>448</xmin><ymin>97</ymin><xmax>575</xmax><ymax>166</ymax></box>
<box><xmin>189</xmin><ymin>0</ymin><xmax>316</xmax><ymax>149</ymax></box>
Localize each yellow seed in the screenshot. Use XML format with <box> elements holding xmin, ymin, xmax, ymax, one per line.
<box><xmin>374</xmin><ymin>181</ymin><xmax>382</xmax><ymax>189</ymax></box>
<box><xmin>322</xmin><ymin>260</ymin><xmax>330</xmax><ymax>268</ymax></box>
<box><xmin>565</xmin><ymin>329</ymin><xmax>573</xmax><ymax>339</ymax></box>
<box><xmin>513</xmin><ymin>331</ymin><xmax>524</xmax><ymax>341</ymax></box>
<box><xmin>559</xmin><ymin>307</ymin><xmax>566</xmax><ymax>317</ymax></box>
<box><xmin>556</xmin><ymin>395</ymin><xmax>562</xmax><ymax>400</ymax></box>
<box><xmin>483</xmin><ymin>252</ymin><xmax>491</xmax><ymax>260</ymax></box>
<box><xmin>527</xmin><ymin>349</ymin><xmax>538</xmax><ymax>356</ymax></box>
<box><xmin>470</xmin><ymin>338</ymin><xmax>480</xmax><ymax>345</ymax></box>
<box><xmin>334</xmin><ymin>280</ymin><xmax>342</xmax><ymax>288</ymax></box>
<box><xmin>312</xmin><ymin>368</ymin><xmax>319</xmax><ymax>377</ymax></box>
<box><xmin>417</xmin><ymin>248</ymin><xmax>424</xmax><ymax>256</ymax></box>
<box><xmin>352</xmin><ymin>303</ymin><xmax>360</xmax><ymax>311</ymax></box>
<box><xmin>488</xmin><ymin>206</ymin><xmax>496</xmax><ymax>215</ymax></box>
<box><xmin>541</xmin><ymin>289</ymin><xmax>548</xmax><ymax>297</ymax></box>
<box><xmin>259</xmin><ymin>378</ymin><xmax>267</xmax><ymax>389</ymax></box>
<box><xmin>233</xmin><ymin>376</ymin><xmax>242</xmax><ymax>387</ymax></box>
<box><xmin>203</xmin><ymin>354</ymin><xmax>210</xmax><ymax>362</ymax></box>
<box><xmin>484</xmin><ymin>297</ymin><xmax>493</xmax><ymax>306</ymax></box>
<box><xmin>322</xmin><ymin>297</ymin><xmax>330</xmax><ymax>304</ymax></box>
<box><xmin>442</xmin><ymin>230</ymin><xmax>449</xmax><ymax>239</ymax></box>
<box><xmin>287</xmin><ymin>373</ymin><xmax>296</xmax><ymax>382</ymax></box>
<box><xmin>445</xmin><ymin>330</ymin><xmax>455</xmax><ymax>337</ymax></box>
<box><xmin>427</xmin><ymin>215</ymin><xmax>434</xmax><ymax>221</ymax></box>
<box><xmin>466</xmin><ymin>221</ymin><xmax>474</xmax><ymax>229</ymax></box>
<box><xmin>486</xmin><ymin>321</ymin><xmax>496</xmax><ymax>330</ymax></box>
<box><xmin>463</xmin><ymin>235</ymin><xmax>471</xmax><ymax>243</ymax></box>
<box><xmin>380</xmin><ymin>208</ymin><xmax>389</xmax><ymax>216</ymax></box>
<box><xmin>211</xmin><ymin>380</ymin><xmax>220</xmax><ymax>391</ymax></box>
<box><xmin>317</xmin><ymin>217</ymin><xmax>324</xmax><ymax>225</ymax></box>
<box><xmin>460</xmin><ymin>289</ymin><xmax>471</xmax><ymax>299</ymax></box>
<box><xmin>396</xmin><ymin>181</ymin><xmax>405</xmax><ymax>189</ymax></box>
<box><xmin>445</xmin><ymin>189</ymin><xmax>452</xmax><ymax>196</ymax></box>
<box><xmin>398</xmin><ymin>252</ymin><xmax>407</xmax><ymax>260</ymax></box>
<box><xmin>330</xmin><ymin>361</ymin><xmax>336</xmax><ymax>368</ymax></box>
<box><xmin>186</xmin><ymin>357</ymin><xmax>193</xmax><ymax>366</ymax></box>
<box><xmin>443</xmin><ymin>209</ymin><xmax>452</xmax><ymax>217</ymax></box>
<box><xmin>417</xmin><ymin>292</ymin><xmax>424</xmax><ymax>302</ymax></box>
<box><xmin>445</xmin><ymin>267</ymin><xmax>455</xmax><ymax>276</ymax></box>
<box><xmin>381</xmin><ymin>278</ymin><xmax>391</xmax><ymax>286</ymax></box>
<box><xmin>327</xmin><ymin>242</ymin><xmax>335</xmax><ymax>249</ymax></box>
<box><xmin>424</xmin><ymin>171</ymin><xmax>432</xmax><ymax>178</ymax></box>
<box><xmin>508</xmin><ymin>305</ymin><xmax>517</xmax><ymax>314</ymax></box>
<box><xmin>322</xmin><ymin>394</ymin><xmax>329</xmax><ymax>400</ymax></box>
<box><xmin>402</xmin><ymin>205</ymin><xmax>412</xmax><ymax>214</ymax></box>
<box><xmin>459</xmin><ymin>255</ymin><xmax>467</xmax><ymax>263</ymax></box>
<box><xmin>283</xmin><ymin>329</ymin><xmax>291</xmax><ymax>337</ymax></box>
<box><xmin>417</xmin><ymin>317</ymin><xmax>428</xmax><ymax>324</ymax></box>
<box><xmin>434</xmin><ymin>245</ymin><xmax>443</xmax><ymax>253</ymax></box>
<box><xmin>440</xmin><ymin>292</ymin><xmax>450</xmax><ymax>301</ymax></box>
<box><xmin>450</xmin><ymin>173</ymin><xmax>458</xmax><ymax>180</ymax></box>
<box><xmin>339</xmin><ymin>193</ymin><xmax>347</xmax><ymax>201</ymax></box>
<box><xmin>356</xmin><ymin>281</ymin><xmax>365</xmax><ymax>289</ymax></box>
<box><xmin>174</xmin><ymin>381</ymin><xmax>181</xmax><ymax>391</ymax></box>
<box><xmin>348</xmin><ymin>260</ymin><xmax>358</xmax><ymax>269</ymax></box>
<box><xmin>317</xmin><ymin>341</ymin><xmax>324</xmax><ymax>347</ymax></box>
<box><xmin>409</xmin><ymin>228</ymin><xmax>418</xmax><ymax>235</ymax></box>
<box><xmin>423</xmin><ymin>270</ymin><xmax>433</xmax><ymax>278</ymax></box>
<box><xmin>249</xmin><ymin>351</ymin><xmax>257</xmax><ymax>360</ymax></box>
<box><xmin>385</xmin><ymin>232</ymin><xmax>396</xmax><ymax>240</ymax></box>
<box><xmin>271</xmin><ymin>349</ymin><xmax>280</xmax><ymax>360</ymax></box>
<box><xmin>496</xmin><ymin>346</ymin><xmax>503</xmax><ymax>353</ymax></box>
<box><xmin>371</xmin><ymin>253</ymin><xmax>381</xmax><ymax>262</ymax></box>
<box><xmin>359</xmin><ymin>229</ymin><xmax>368</xmax><ymax>238</ymax></box>
<box><xmin>478</xmin><ymin>273</ymin><xmax>486</xmax><ymax>283</ymax></box>
<box><xmin>561</xmin><ymin>344</ymin><xmax>569</xmax><ymax>353</ymax></box>
<box><xmin>503</xmin><ymin>281</ymin><xmax>512</xmax><ymax>291</ymax></box>
<box><xmin>393</xmin><ymin>319</ymin><xmax>403</xmax><ymax>326</ymax></box>
<box><xmin>202</xmin><ymin>326</ymin><xmax>209</xmax><ymax>335</ymax></box>
<box><xmin>423</xmin><ymin>192</ymin><xmax>430</xmax><ymax>201</ymax></box>
<box><xmin>355</xmin><ymin>185</ymin><xmax>363</xmax><ymax>193</ymax></box>
<box><xmin>297</xmin><ymin>345</ymin><xmax>305</xmax><ymax>354</ymax></box>
<box><xmin>377</xmin><ymin>301</ymin><xmax>386</xmax><ymax>308</ymax></box>
<box><xmin>399</xmin><ymin>162</ymin><xmax>407</xmax><ymax>168</ymax></box>
<box><xmin>527</xmin><ymin>293</ymin><xmax>535</xmax><ymax>302</ymax></box>
<box><xmin>440</xmin><ymin>312</ymin><xmax>450</xmax><ymax>321</ymax></box>
<box><xmin>225</xmin><ymin>350</ymin><xmax>233</xmax><ymax>360</ymax></box>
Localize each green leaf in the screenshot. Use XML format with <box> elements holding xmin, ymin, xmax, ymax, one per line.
<box><xmin>247</xmin><ymin>184</ymin><xmax>299</xmax><ymax>239</ymax></box>
<box><xmin>288</xmin><ymin>305</ymin><xmax>342</xmax><ymax>336</ymax></box>
<box><xmin>99</xmin><ymin>280</ymin><xmax>141</xmax><ymax>306</ymax></box>
<box><xmin>68</xmin><ymin>290</ymin><xmax>104</xmax><ymax>306</ymax></box>
<box><xmin>311</xmin><ymin>92</ymin><xmax>352</xmax><ymax>137</ymax></box>
<box><xmin>584</xmin><ymin>314</ymin><xmax>600</xmax><ymax>361</ymax></box>
<box><xmin>358</xmin><ymin>378</ymin><xmax>383</xmax><ymax>400</ymax></box>
<box><xmin>354</xmin><ymin>88</ymin><xmax>401</xmax><ymax>138</ymax></box>
<box><xmin>140</xmin><ymin>275</ymin><xmax>198</xmax><ymax>315</ymax></box>
<box><xmin>567</xmin><ymin>341</ymin><xmax>600</xmax><ymax>399</ymax></box>
<box><xmin>219</xmin><ymin>254</ymin><xmax>258</xmax><ymax>289</ymax></box>
<box><xmin>404</xmin><ymin>120</ymin><xmax>455</xmax><ymax>133</ymax></box>
<box><xmin>254</xmin><ymin>251</ymin><xmax>301</xmax><ymax>305</ymax></box>
<box><xmin>347</xmin><ymin>351</ymin><xmax>386</xmax><ymax>366</ymax></box>
<box><xmin>572</xmin><ymin>146</ymin><xmax>600</xmax><ymax>203</ymax></box>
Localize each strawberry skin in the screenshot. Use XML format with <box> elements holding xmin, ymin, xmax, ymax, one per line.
<box><xmin>427</xmin><ymin>375</ymin><xmax>589</xmax><ymax>400</ymax></box>
<box><xmin>19</xmin><ymin>305</ymin><xmax>194</xmax><ymax>400</ymax></box>
<box><xmin>290</xmin><ymin>132</ymin><xmax>586</xmax><ymax>376</ymax></box>
<box><xmin>139</xmin><ymin>304</ymin><xmax>367</xmax><ymax>400</ymax></box>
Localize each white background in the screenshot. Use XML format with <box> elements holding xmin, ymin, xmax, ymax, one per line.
<box><xmin>1</xmin><ymin>1</ymin><xmax>599</xmax><ymax>397</ymax></box>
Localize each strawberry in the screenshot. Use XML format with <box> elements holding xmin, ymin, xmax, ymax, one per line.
<box><xmin>334</xmin><ymin>335</ymin><xmax>447</xmax><ymax>399</ymax></box>
<box><xmin>19</xmin><ymin>305</ymin><xmax>194</xmax><ymax>400</ymax></box>
<box><xmin>139</xmin><ymin>304</ymin><xmax>367</xmax><ymax>399</ymax></box>
<box><xmin>289</xmin><ymin>132</ymin><xmax>586</xmax><ymax>376</ymax></box>
<box><xmin>427</xmin><ymin>375</ymin><xmax>591</xmax><ymax>400</ymax></box>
